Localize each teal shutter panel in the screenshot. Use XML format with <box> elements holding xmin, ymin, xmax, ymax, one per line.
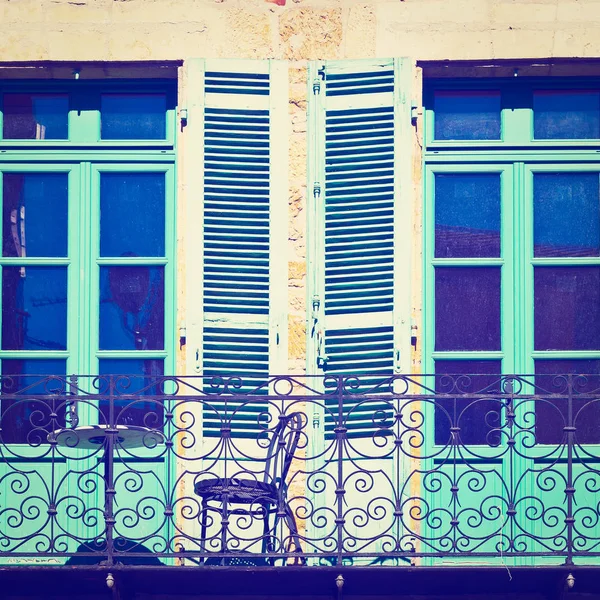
<box><xmin>185</xmin><ymin>59</ymin><xmax>288</xmax><ymax>438</ymax></box>
<box><xmin>308</xmin><ymin>59</ymin><xmax>413</xmax><ymax>438</ymax></box>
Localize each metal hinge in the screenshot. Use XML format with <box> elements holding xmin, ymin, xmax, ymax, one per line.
<box><xmin>313</xmin><ymin>69</ymin><xmax>325</xmax><ymax>94</ymax></box>
<box><xmin>313</xmin><ymin>181</ymin><xmax>321</xmax><ymax>198</ymax></box>
<box><xmin>411</xmin><ymin>105</ymin><xmax>422</xmax><ymax>125</ymax></box>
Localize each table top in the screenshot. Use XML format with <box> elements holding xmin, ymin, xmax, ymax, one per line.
<box><xmin>50</xmin><ymin>425</ymin><xmax>164</xmax><ymax>450</ymax></box>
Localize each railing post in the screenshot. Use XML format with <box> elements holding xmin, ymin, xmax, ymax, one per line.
<box><xmin>335</xmin><ymin>375</ymin><xmax>346</xmax><ymax>565</ymax></box>
<box><xmin>105</xmin><ymin>375</ymin><xmax>116</xmax><ymax>566</ymax></box>
<box><xmin>565</xmin><ymin>374</ymin><xmax>575</xmax><ymax>566</ymax></box>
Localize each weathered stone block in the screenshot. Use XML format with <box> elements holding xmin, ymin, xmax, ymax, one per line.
<box><xmin>288</xmin><ymin>315</ymin><xmax>306</xmax><ymax>360</ymax></box>
<box><xmin>279</xmin><ymin>8</ymin><xmax>343</xmax><ymax>60</ymax></box>
<box><xmin>491</xmin><ymin>2</ymin><xmax>557</xmax><ymax>24</ymax></box>
<box><xmin>45</xmin><ymin>0</ymin><xmax>112</xmax><ymax>24</ymax></box>
<box><xmin>48</xmin><ymin>27</ymin><xmax>110</xmax><ymax>60</ymax></box>
<box><xmin>345</xmin><ymin>4</ymin><xmax>376</xmax><ymax>58</ymax></box>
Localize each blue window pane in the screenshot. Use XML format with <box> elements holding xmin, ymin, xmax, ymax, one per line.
<box><xmin>435</xmin><ymin>173</ymin><xmax>501</xmax><ymax>258</ymax></box>
<box><xmin>534</xmin><ymin>173</ymin><xmax>600</xmax><ymax>257</ymax></box>
<box><xmin>535</xmin><ymin>360</ymin><xmax>600</xmax><ymax>445</ymax></box>
<box><xmin>3</xmin><ymin>173</ymin><xmax>68</xmax><ymax>258</ymax></box>
<box><xmin>99</xmin><ymin>266</ymin><xmax>164</xmax><ymax>351</ymax></box>
<box><xmin>435</xmin><ymin>360</ymin><xmax>502</xmax><ymax>446</ymax></box>
<box><xmin>3</xmin><ymin>94</ymin><xmax>69</xmax><ymax>140</ymax></box>
<box><xmin>534</xmin><ymin>90</ymin><xmax>600</xmax><ymax>139</ymax></box>
<box><xmin>434</xmin><ymin>90</ymin><xmax>501</xmax><ymax>141</ymax></box>
<box><xmin>98</xmin><ymin>359</ymin><xmax>164</xmax><ymax>428</ymax></box>
<box><xmin>535</xmin><ymin>267</ymin><xmax>600</xmax><ymax>351</ymax></box>
<box><xmin>100</xmin><ymin>173</ymin><xmax>165</xmax><ymax>257</ymax></box>
<box><xmin>2</xmin><ymin>266</ymin><xmax>67</xmax><ymax>351</ymax></box>
<box><xmin>435</xmin><ymin>267</ymin><xmax>501</xmax><ymax>351</ymax></box>
<box><xmin>101</xmin><ymin>94</ymin><xmax>166</xmax><ymax>140</ymax></box>
<box><xmin>1</xmin><ymin>359</ymin><xmax>67</xmax><ymax>444</ymax></box>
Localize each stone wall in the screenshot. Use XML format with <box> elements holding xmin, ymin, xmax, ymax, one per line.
<box><xmin>3</xmin><ymin>0</ymin><xmax>600</xmax><ymax>63</ymax></box>
<box><xmin>2</xmin><ymin>0</ymin><xmax>600</xmax><ymax>372</ymax></box>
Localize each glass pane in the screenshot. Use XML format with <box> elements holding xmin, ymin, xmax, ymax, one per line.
<box><xmin>3</xmin><ymin>94</ymin><xmax>69</xmax><ymax>140</ymax></box>
<box><xmin>3</xmin><ymin>173</ymin><xmax>68</xmax><ymax>258</ymax></box>
<box><xmin>534</xmin><ymin>173</ymin><xmax>600</xmax><ymax>258</ymax></box>
<box><xmin>535</xmin><ymin>360</ymin><xmax>600</xmax><ymax>445</ymax></box>
<box><xmin>435</xmin><ymin>173</ymin><xmax>501</xmax><ymax>258</ymax></box>
<box><xmin>1</xmin><ymin>359</ymin><xmax>67</xmax><ymax>444</ymax></box>
<box><xmin>434</xmin><ymin>90</ymin><xmax>501</xmax><ymax>141</ymax></box>
<box><xmin>435</xmin><ymin>267</ymin><xmax>501</xmax><ymax>351</ymax></box>
<box><xmin>100</xmin><ymin>173</ymin><xmax>165</xmax><ymax>257</ymax></box>
<box><xmin>99</xmin><ymin>266</ymin><xmax>164</xmax><ymax>351</ymax></box>
<box><xmin>2</xmin><ymin>266</ymin><xmax>67</xmax><ymax>351</ymax></box>
<box><xmin>435</xmin><ymin>360</ymin><xmax>502</xmax><ymax>446</ymax></box>
<box><xmin>101</xmin><ymin>94</ymin><xmax>166</xmax><ymax>140</ymax></box>
<box><xmin>534</xmin><ymin>90</ymin><xmax>600</xmax><ymax>140</ymax></box>
<box><xmin>534</xmin><ymin>267</ymin><xmax>600</xmax><ymax>351</ymax></box>
<box><xmin>98</xmin><ymin>359</ymin><xmax>164</xmax><ymax>428</ymax></box>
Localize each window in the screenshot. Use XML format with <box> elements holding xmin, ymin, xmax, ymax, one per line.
<box><xmin>424</xmin><ymin>79</ymin><xmax>600</xmax><ymax>446</ymax></box>
<box><xmin>0</xmin><ymin>81</ymin><xmax>177</xmax><ymax>443</ymax></box>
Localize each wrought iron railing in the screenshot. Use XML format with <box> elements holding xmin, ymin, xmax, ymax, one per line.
<box><xmin>0</xmin><ymin>374</ymin><xmax>599</xmax><ymax>566</ymax></box>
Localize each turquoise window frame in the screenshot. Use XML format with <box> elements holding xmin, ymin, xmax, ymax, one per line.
<box><xmin>423</xmin><ymin>77</ymin><xmax>600</xmax><ymax>449</ymax></box>
<box><xmin>424</xmin><ymin>78</ymin><xmax>600</xmax><ymax>149</ymax></box>
<box><xmin>0</xmin><ymin>80</ymin><xmax>177</xmax><ymax>441</ymax></box>
<box><xmin>0</xmin><ymin>80</ymin><xmax>177</xmax><ymax>148</ymax></box>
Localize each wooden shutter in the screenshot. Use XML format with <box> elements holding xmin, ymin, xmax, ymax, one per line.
<box><xmin>185</xmin><ymin>59</ymin><xmax>288</xmax><ymax>438</ymax></box>
<box><xmin>307</xmin><ymin>59</ymin><xmax>413</xmax><ymax>438</ymax></box>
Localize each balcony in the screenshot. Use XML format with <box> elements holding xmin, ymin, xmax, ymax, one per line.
<box><xmin>0</xmin><ymin>373</ymin><xmax>599</xmax><ymax>595</ymax></box>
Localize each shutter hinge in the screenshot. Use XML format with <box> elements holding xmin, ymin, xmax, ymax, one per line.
<box><xmin>411</xmin><ymin>105</ymin><xmax>422</xmax><ymax>125</ymax></box>
<box><xmin>313</xmin><ymin>182</ymin><xmax>321</xmax><ymax>198</ymax></box>
<box><xmin>313</xmin><ymin>412</ymin><xmax>321</xmax><ymax>429</ymax></box>
<box><xmin>313</xmin><ymin>69</ymin><xmax>325</xmax><ymax>94</ymax></box>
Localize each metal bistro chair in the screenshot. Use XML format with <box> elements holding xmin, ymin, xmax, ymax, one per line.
<box><xmin>194</xmin><ymin>412</ymin><xmax>304</xmax><ymax>564</ymax></box>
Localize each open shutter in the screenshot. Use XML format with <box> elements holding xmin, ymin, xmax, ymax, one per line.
<box><xmin>307</xmin><ymin>58</ymin><xmax>413</xmax><ymax>438</ymax></box>
<box><xmin>185</xmin><ymin>59</ymin><xmax>288</xmax><ymax>438</ymax></box>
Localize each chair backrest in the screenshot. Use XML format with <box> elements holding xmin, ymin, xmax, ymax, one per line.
<box><xmin>262</xmin><ymin>412</ymin><xmax>303</xmax><ymax>487</ymax></box>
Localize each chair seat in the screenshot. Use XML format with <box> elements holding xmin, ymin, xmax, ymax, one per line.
<box><xmin>194</xmin><ymin>478</ymin><xmax>279</xmax><ymax>504</ymax></box>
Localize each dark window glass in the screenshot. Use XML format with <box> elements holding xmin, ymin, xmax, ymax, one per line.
<box><xmin>100</xmin><ymin>173</ymin><xmax>165</xmax><ymax>257</ymax></box>
<box><xmin>434</xmin><ymin>90</ymin><xmax>501</xmax><ymax>141</ymax></box>
<box><xmin>535</xmin><ymin>360</ymin><xmax>600</xmax><ymax>445</ymax></box>
<box><xmin>534</xmin><ymin>90</ymin><xmax>600</xmax><ymax>140</ymax></box>
<box><xmin>0</xmin><ymin>359</ymin><xmax>67</xmax><ymax>444</ymax></box>
<box><xmin>3</xmin><ymin>173</ymin><xmax>68</xmax><ymax>258</ymax></box>
<box><xmin>435</xmin><ymin>360</ymin><xmax>503</xmax><ymax>446</ymax></box>
<box><xmin>534</xmin><ymin>267</ymin><xmax>600</xmax><ymax>351</ymax></box>
<box><xmin>2</xmin><ymin>266</ymin><xmax>67</xmax><ymax>351</ymax></box>
<box><xmin>534</xmin><ymin>173</ymin><xmax>600</xmax><ymax>257</ymax></box>
<box><xmin>98</xmin><ymin>359</ymin><xmax>164</xmax><ymax>428</ymax></box>
<box><xmin>435</xmin><ymin>267</ymin><xmax>501</xmax><ymax>351</ymax></box>
<box><xmin>435</xmin><ymin>173</ymin><xmax>501</xmax><ymax>258</ymax></box>
<box><xmin>3</xmin><ymin>94</ymin><xmax>69</xmax><ymax>140</ymax></box>
<box><xmin>101</xmin><ymin>94</ymin><xmax>167</xmax><ymax>140</ymax></box>
<box><xmin>99</xmin><ymin>266</ymin><xmax>164</xmax><ymax>351</ymax></box>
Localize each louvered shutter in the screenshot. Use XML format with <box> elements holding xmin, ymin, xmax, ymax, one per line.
<box><xmin>185</xmin><ymin>59</ymin><xmax>288</xmax><ymax>438</ymax></box>
<box><xmin>307</xmin><ymin>59</ymin><xmax>413</xmax><ymax>439</ymax></box>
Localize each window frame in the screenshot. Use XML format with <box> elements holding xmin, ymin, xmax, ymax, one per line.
<box><xmin>424</xmin><ymin>77</ymin><xmax>600</xmax><ymax>448</ymax></box>
<box><xmin>0</xmin><ymin>80</ymin><xmax>177</xmax><ymax>444</ymax></box>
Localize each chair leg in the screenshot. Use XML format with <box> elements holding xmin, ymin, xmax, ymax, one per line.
<box><xmin>284</xmin><ymin>504</ymin><xmax>305</xmax><ymax>565</ymax></box>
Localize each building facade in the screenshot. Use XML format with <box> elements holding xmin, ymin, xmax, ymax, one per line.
<box><xmin>1</xmin><ymin>1</ymin><xmax>600</xmax><ymax>598</ymax></box>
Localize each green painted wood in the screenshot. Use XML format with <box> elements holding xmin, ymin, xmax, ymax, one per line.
<box><xmin>423</xmin><ymin>78</ymin><xmax>600</xmax><ymax>565</ymax></box>
<box><xmin>0</xmin><ymin>82</ymin><xmax>176</xmax><ymax>562</ymax></box>
<box><xmin>306</xmin><ymin>58</ymin><xmax>413</xmax><ymax>564</ymax></box>
<box><xmin>184</xmin><ymin>59</ymin><xmax>288</xmax><ymax>437</ymax></box>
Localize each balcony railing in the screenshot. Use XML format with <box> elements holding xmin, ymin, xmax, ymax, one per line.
<box><xmin>0</xmin><ymin>373</ymin><xmax>599</xmax><ymax>567</ymax></box>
